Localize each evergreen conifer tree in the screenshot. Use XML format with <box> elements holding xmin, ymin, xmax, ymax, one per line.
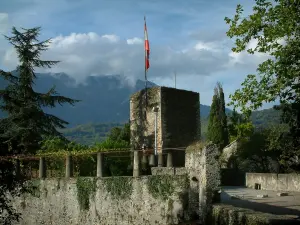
<box><xmin>0</xmin><ymin>27</ymin><xmax>79</xmax><ymax>154</ymax></box>
<box><xmin>207</xmin><ymin>82</ymin><xmax>229</xmax><ymax>149</ymax></box>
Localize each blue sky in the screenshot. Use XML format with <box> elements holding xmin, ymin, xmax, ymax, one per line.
<box><xmin>0</xmin><ymin>0</ymin><xmax>274</xmax><ymax>108</ymax></box>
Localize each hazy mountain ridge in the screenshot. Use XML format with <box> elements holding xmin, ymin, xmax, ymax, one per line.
<box><xmin>0</xmin><ymin>72</ymin><xmax>280</xmax><ymax>144</ymax></box>
<box><xmin>0</xmin><ymin>72</ymin><xmax>220</xmax><ymax>125</ymax></box>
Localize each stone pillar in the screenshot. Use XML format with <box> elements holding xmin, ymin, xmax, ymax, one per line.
<box><xmin>142</xmin><ymin>154</ymin><xmax>148</xmax><ymax>165</ymax></box>
<box><xmin>185</xmin><ymin>142</ymin><xmax>221</xmax><ymax>224</ymax></box>
<box><xmin>97</xmin><ymin>152</ymin><xmax>103</xmax><ymax>177</ymax></box>
<box><xmin>133</xmin><ymin>151</ymin><xmax>140</xmax><ymax>177</ymax></box>
<box><xmin>141</xmin><ymin>154</ymin><xmax>148</xmax><ymax>172</ymax></box>
<box><xmin>167</xmin><ymin>151</ymin><xmax>173</xmax><ymax>167</ymax></box>
<box><xmin>157</xmin><ymin>153</ymin><xmax>163</xmax><ymax>167</ymax></box>
<box><xmin>65</xmin><ymin>155</ymin><xmax>73</xmax><ymax>178</ymax></box>
<box><xmin>149</xmin><ymin>154</ymin><xmax>156</xmax><ymax>166</ymax></box>
<box><xmin>39</xmin><ymin>157</ymin><xmax>46</xmax><ymax>179</ymax></box>
<box><xmin>15</xmin><ymin>159</ymin><xmax>21</xmax><ymax>179</ymax></box>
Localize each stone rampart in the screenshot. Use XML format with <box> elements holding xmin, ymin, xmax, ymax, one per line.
<box><xmin>12</xmin><ymin>176</ymin><xmax>189</xmax><ymax>225</ymax></box>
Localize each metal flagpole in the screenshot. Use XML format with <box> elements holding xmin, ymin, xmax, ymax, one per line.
<box><xmin>144</xmin><ymin>16</ymin><xmax>148</xmax><ymax>108</ymax></box>
<box><xmin>174</xmin><ymin>71</ymin><xmax>176</xmax><ymax>89</ymax></box>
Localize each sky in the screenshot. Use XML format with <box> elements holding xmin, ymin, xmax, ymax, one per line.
<box><xmin>0</xmin><ymin>0</ymin><xmax>274</xmax><ymax>108</ymax></box>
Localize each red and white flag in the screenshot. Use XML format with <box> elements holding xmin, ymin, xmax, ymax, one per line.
<box><xmin>144</xmin><ymin>16</ymin><xmax>150</xmax><ymax>71</ymax></box>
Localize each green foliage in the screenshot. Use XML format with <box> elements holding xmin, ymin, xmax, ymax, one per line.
<box><xmin>37</xmin><ymin>125</ymin><xmax>132</xmax><ymax>177</ymax></box>
<box><xmin>0</xmin><ymin>159</ymin><xmax>23</xmax><ymax>224</ymax></box>
<box><xmin>0</xmin><ymin>27</ymin><xmax>79</xmax><ymax>153</ymax></box>
<box><xmin>99</xmin><ymin>123</ymin><xmax>132</xmax><ymax>176</ymax></box>
<box><xmin>103</xmin><ymin>177</ymin><xmax>133</xmax><ymax>200</ymax></box>
<box><xmin>237</xmin><ymin>124</ymin><xmax>289</xmax><ymax>172</ymax></box>
<box><xmin>225</xmin><ymin>1</ymin><xmax>300</xmax><ymax>171</ymax></box>
<box><xmin>228</xmin><ymin>110</ymin><xmax>254</xmax><ymax>142</ymax></box>
<box><xmin>94</xmin><ymin>138</ymin><xmax>130</xmax><ymax>149</ymax></box>
<box><xmin>76</xmin><ymin>177</ymin><xmax>97</xmax><ymax>210</ymax></box>
<box><xmin>207</xmin><ymin>83</ymin><xmax>229</xmax><ymax>148</ymax></box>
<box><xmin>0</xmin><ymin>27</ymin><xmax>79</xmax><ymax>224</ymax></box>
<box><xmin>225</xmin><ymin>0</ymin><xmax>300</xmax><ymax>113</ymax></box>
<box><xmin>147</xmin><ymin>175</ymin><xmax>176</xmax><ymax>200</ymax></box>
<box><xmin>250</xmin><ymin>108</ymin><xmax>282</xmax><ymax>128</ymax></box>
<box><xmin>39</xmin><ymin>137</ymin><xmax>87</xmax><ymax>152</ymax></box>
<box><xmin>61</xmin><ymin>123</ymin><xmax>124</xmax><ymax>145</ymax></box>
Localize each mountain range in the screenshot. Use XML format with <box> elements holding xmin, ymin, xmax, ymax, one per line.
<box><xmin>0</xmin><ymin>72</ymin><xmax>281</xmax><ymax>144</ymax></box>
<box><xmin>0</xmin><ymin>72</ymin><xmax>219</xmax><ymax>125</ymax></box>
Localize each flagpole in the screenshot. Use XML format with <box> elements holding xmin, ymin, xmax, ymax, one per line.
<box><xmin>174</xmin><ymin>71</ymin><xmax>176</xmax><ymax>89</ymax></box>
<box><xmin>144</xmin><ymin>16</ymin><xmax>148</xmax><ymax>107</ymax></box>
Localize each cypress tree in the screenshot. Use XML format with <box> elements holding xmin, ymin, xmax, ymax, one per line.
<box><xmin>0</xmin><ymin>27</ymin><xmax>79</xmax><ymax>154</ymax></box>
<box><xmin>207</xmin><ymin>82</ymin><xmax>229</xmax><ymax>149</ymax></box>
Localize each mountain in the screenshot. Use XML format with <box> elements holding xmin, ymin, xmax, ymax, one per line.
<box><xmin>0</xmin><ymin>72</ymin><xmax>281</xmax><ymax>144</ymax></box>
<box><xmin>0</xmin><ymin>72</ymin><xmax>221</xmax><ymax>125</ymax></box>
<box><xmin>250</xmin><ymin>108</ymin><xmax>281</xmax><ymax>127</ymax></box>
<box><xmin>0</xmin><ymin>72</ymin><xmax>157</xmax><ymax>125</ymax></box>
<box><xmin>61</xmin><ymin>108</ymin><xmax>281</xmax><ymax>145</ymax></box>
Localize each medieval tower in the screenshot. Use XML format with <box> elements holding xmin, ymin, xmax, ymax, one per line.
<box><xmin>130</xmin><ymin>86</ymin><xmax>201</xmax><ymax>167</ymax></box>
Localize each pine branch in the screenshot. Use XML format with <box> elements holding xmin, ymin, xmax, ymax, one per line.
<box><xmin>0</xmin><ymin>70</ymin><xmax>19</xmax><ymax>84</ymax></box>
<box><xmin>36</xmin><ymin>89</ymin><xmax>80</xmax><ymax>108</ymax></box>
<box><xmin>43</xmin><ymin>113</ymin><xmax>69</xmax><ymax>130</ymax></box>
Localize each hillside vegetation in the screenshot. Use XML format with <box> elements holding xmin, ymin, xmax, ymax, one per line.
<box><xmin>60</xmin><ymin>122</ymin><xmax>124</xmax><ymax>145</ymax></box>
<box><xmin>62</xmin><ymin>107</ymin><xmax>281</xmax><ymax>145</ymax></box>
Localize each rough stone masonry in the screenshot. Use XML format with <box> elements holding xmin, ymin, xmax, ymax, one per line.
<box><xmin>11</xmin><ymin>141</ymin><xmax>220</xmax><ymax>225</ymax></box>
<box><xmin>8</xmin><ymin>86</ymin><xmax>223</xmax><ymax>225</ymax></box>
<box><xmin>130</xmin><ymin>86</ymin><xmax>201</xmax><ymax>167</ymax></box>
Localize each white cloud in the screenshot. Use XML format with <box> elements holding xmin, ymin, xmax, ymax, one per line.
<box><xmin>227</xmin><ymin>38</ymin><xmax>270</xmax><ymax>70</ymax></box>
<box><xmin>0</xmin><ymin>13</ymin><xmax>9</xmax><ymax>33</ymax></box>
<box><xmin>194</xmin><ymin>41</ymin><xmax>218</xmax><ymax>51</ymax></box>
<box><xmin>0</xmin><ymin>13</ymin><xmax>10</xmax><ymax>64</ymax></box>
<box><xmin>1</xmin><ymin>29</ymin><xmax>270</xmax><ymax>106</ymax></box>
<box><xmin>2</xmin><ymin>31</ymin><xmax>235</xmax><ymax>84</ymax></box>
<box><xmin>127</xmin><ymin>37</ymin><xmax>143</xmax><ymax>45</ymax></box>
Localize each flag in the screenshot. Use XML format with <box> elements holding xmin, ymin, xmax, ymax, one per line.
<box><xmin>144</xmin><ymin>16</ymin><xmax>150</xmax><ymax>71</ymax></box>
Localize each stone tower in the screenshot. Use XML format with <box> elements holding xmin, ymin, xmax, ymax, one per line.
<box><xmin>130</xmin><ymin>86</ymin><xmax>200</xmax><ymax>167</ymax></box>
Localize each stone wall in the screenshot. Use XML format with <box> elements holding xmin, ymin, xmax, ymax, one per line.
<box><xmin>160</xmin><ymin>87</ymin><xmax>200</xmax><ymax>166</ymax></box>
<box><xmin>212</xmin><ymin>204</ymin><xmax>299</xmax><ymax>225</ymax></box>
<box><xmin>246</xmin><ymin>173</ymin><xmax>300</xmax><ymax>192</ymax></box>
<box><xmin>130</xmin><ymin>87</ymin><xmax>162</xmax><ymax>151</ymax></box>
<box><xmin>13</xmin><ymin>176</ymin><xmax>190</xmax><ymax>225</ymax></box>
<box><xmin>185</xmin><ymin>142</ymin><xmax>221</xmax><ymax>224</ymax></box>
<box><xmin>220</xmin><ymin>140</ymin><xmax>239</xmax><ymax>169</ymax></box>
<box><xmin>130</xmin><ymin>87</ymin><xmax>200</xmax><ymax>167</ymax></box>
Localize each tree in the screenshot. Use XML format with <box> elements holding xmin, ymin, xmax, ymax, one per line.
<box><xmin>238</xmin><ymin>124</ymin><xmax>289</xmax><ymax>173</ymax></box>
<box><xmin>107</xmin><ymin>122</ymin><xmax>130</xmax><ymax>144</ymax></box>
<box><xmin>228</xmin><ymin>109</ymin><xmax>254</xmax><ymax>142</ymax></box>
<box><xmin>207</xmin><ymin>83</ymin><xmax>229</xmax><ymax>149</ymax></box>
<box><xmin>104</xmin><ymin>122</ymin><xmax>132</xmax><ymax>176</ymax></box>
<box><xmin>225</xmin><ymin>0</ymin><xmax>300</xmax><ymax>171</ymax></box>
<box><xmin>0</xmin><ymin>27</ymin><xmax>79</xmax><ymax>154</ymax></box>
<box><xmin>225</xmin><ymin>0</ymin><xmax>300</xmax><ymax>113</ymax></box>
<box><xmin>0</xmin><ymin>27</ymin><xmax>78</xmax><ymax>224</ymax></box>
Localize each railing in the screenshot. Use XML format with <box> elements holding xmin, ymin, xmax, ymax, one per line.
<box><xmin>0</xmin><ymin>147</ymin><xmax>187</xmax><ymax>179</ymax></box>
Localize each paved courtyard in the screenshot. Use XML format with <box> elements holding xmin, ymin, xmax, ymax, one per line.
<box><xmin>221</xmin><ymin>186</ymin><xmax>300</xmax><ymax>220</ymax></box>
